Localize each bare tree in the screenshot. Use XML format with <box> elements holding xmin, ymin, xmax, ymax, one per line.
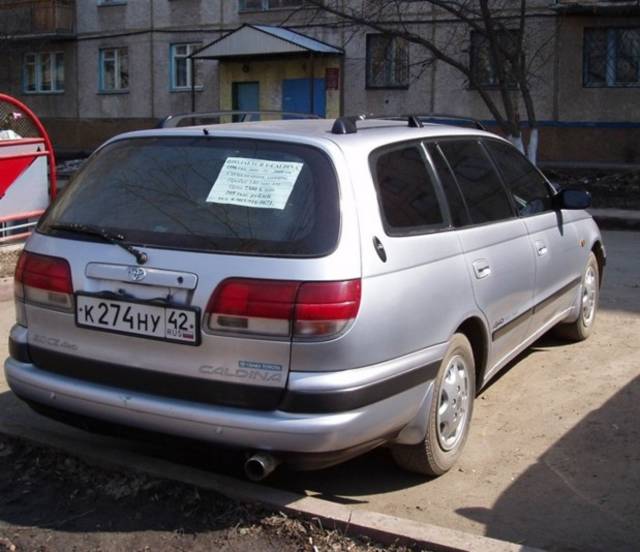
<box><xmin>302</xmin><ymin>0</ymin><xmax>554</xmax><ymax>163</ymax></box>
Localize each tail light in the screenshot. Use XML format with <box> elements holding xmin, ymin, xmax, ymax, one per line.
<box><xmin>206</xmin><ymin>278</ymin><xmax>361</xmax><ymax>340</ymax></box>
<box><xmin>15</xmin><ymin>251</ymin><xmax>74</xmax><ymax>324</ymax></box>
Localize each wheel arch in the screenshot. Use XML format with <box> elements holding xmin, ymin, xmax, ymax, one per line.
<box><xmin>455</xmin><ymin>316</ymin><xmax>489</xmax><ymax>391</ymax></box>
<box><xmin>592</xmin><ymin>240</ymin><xmax>606</xmax><ymax>288</ymax></box>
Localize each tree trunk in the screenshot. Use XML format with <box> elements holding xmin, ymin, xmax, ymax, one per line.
<box><xmin>527</xmin><ymin>128</ymin><xmax>539</xmax><ymax>165</ymax></box>
<box><xmin>507</xmin><ymin>134</ymin><xmax>525</xmax><ymax>154</ymax></box>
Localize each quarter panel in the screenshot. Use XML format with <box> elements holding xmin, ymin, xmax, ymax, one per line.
<box><xmin>291</xmin><ymin>144</ymin><xmax>474</xmax><ymax>372</ymax></box>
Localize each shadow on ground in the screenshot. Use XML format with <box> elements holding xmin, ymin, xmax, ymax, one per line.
<box><xmin>0</xmin><ymin>431</ymin><xmax>387</xmax><ymax>552</ymax></box>
<box><xmin>458</xmin><ymin>375</ymin><xmax>640</xmax><ymax>552</ymax></box>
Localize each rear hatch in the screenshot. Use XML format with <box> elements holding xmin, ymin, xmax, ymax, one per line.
<box><xmin>18</xmin><ymin>134</ymin><xmax>349</xmax><ymax>410</ymax></box>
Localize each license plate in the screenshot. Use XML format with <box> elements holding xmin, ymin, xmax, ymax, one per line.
<box><xmin>75</xmin><ymin>294</ymin><xmax>200</xmax><ymax>345</ymax></box>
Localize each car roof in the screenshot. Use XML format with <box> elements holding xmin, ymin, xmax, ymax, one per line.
<box><xmin>107</xmin><ymin>118</ymin><xmax>508</xmax><ymax>154</ymax></box>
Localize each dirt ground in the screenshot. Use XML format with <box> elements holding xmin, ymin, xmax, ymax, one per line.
<box><xmin>543</xmin><ymin>167</ymin><xmax>640</xmax><ymax>210</ymax></box>
<box><xmin>0</xmin><ymin>435</ymin><xmax>423</xmax><ymax>552</ymax></box>
<box><xmin>0</xmin><ymin>230</ymin><xmax>638</xmax><ymax>552</ymax></box>
<box><xmin>270</xmin><ymin>230</ymin><xmax>640</xmax><ymax>551</ymax></box>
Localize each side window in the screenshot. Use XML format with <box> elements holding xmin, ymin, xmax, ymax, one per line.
<box><xmin>371</xmin><ymin>145</ymin><xmax>445</xmax><ymax>235</ymax></box>
<box><xmin>439</xmin><ymin>140</ymin><xmax>514</xmax><ymax>225</ymax></box>
<box><xmin>426</xmin><ymin>143</ymin><xmax>470</xmax><ymax>227</ymax></box>
<box><xmin>484</xmin><ymin>140</ymin><xmax>553</xmax><ymax>217</ymax></box>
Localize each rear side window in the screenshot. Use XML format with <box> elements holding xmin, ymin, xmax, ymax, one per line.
<box><xmin>439</xmin><ymin>140</ymin><xmax>514</xmax><ymax>225</ymax></box>
<box><xmin>40</xmin><ymin>137</ymin><xmax>340</xmax><ymax>257</ymax></box>
<box><xmin>371</xmin><ymin>144</ymin><xmax>445</xmax><ymax>235</ymax></box>
<box><xmin>484</xmin><ymin>140</ymin><xmax>552</xmax><ymax>216</ymax></box>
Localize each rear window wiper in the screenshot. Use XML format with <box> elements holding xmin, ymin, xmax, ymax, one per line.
<box><xmin>48</xmin><ymin>223</ymin><xmax>148</xmax><ymax>265</ymax></box>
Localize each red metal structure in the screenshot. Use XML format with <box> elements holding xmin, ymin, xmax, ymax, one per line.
<box><xmin>0</xmin><ymin>93</ymin><xmax>57</xmax><ymax>243</ymax></box>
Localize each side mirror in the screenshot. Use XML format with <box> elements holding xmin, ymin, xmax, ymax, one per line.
<box><xmin>553</xmin><ymin>188</ymin><xmax>592</xmax><ymax>210</ymax></box>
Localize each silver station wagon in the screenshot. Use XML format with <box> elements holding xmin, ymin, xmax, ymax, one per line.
<box><xmin>5</xmin><ymin>115</ymin><xmax>605</xmax><ymax>480</ymax></box>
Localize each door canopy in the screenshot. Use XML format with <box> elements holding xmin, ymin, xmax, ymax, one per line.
<box><xmin>192</xmin><ymin>24</ymin><xmax>343</xmax><ymax>60</ymax></box>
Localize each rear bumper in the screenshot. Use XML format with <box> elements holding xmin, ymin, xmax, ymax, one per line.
<box><xmin>5</xmin><ymin>357</ymin><xmax>432</xmax><ymax>454</ymax></box>
<box><xmin>5</xmin><ymin>331</ymin><xmax>443</xmax><ymax>455</ymax></box>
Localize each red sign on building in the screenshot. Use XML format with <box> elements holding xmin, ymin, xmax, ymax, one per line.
<box><xmin>325</xmin><ymin>68</ymin><xmax>340</xmax><ymax>90</ymax></box>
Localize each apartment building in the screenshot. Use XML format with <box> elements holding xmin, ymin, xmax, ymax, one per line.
<box><xmin>1</xmin><ymin>0</ymin><xmax>640</xmax><ymax>163</ymax></box>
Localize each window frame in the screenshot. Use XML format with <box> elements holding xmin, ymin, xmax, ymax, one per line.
<box><xmin>99</xmin><ymin>47</ymin><xmax>129</xmax><ymax>93</ymax></box>
<box><xmin>368</xmin><ymin>139</ymin><xmax>451</xmax><ymax>237</ymax></box>
<box><xmin>22</xmin><ymin>51</ymin><xmax>65</xmax><ymax>94</ymax></box>
<box><xmin>469</xmin><ymin>29</ymin><xmax>520</xmax><ymax>90</ymax></box>
<box><xmin>170</xmin><ymin>42</ymin><xmax>203</xmax><ymax>91</ymax></box>
<box><xmin>583</xmin><ymin>26</ymin><xmax>640</xmax><ymax>88</ymax></box>
<box><xmin>481</xmin><ymin>137</ymin><xmax>555</xmax><ymax>219</ymax></box>
<box><xmin>365</xmin><ymin>33</ymin><xmax>410</xmax><ymax>90</ymax></box>
<box><xmin>423</xmin><ymin>141</ymin><xmax>471</xmax><ymax>228</ymax></box>
<box><xmin>432</xmin><ymin>137</ymin><xmax>518</xmax><ymax>228</ymax></box>
<box><xmin>238</xmin><ymin>0</ymin><xmax>305</xmax><ymax>12</ymax></box>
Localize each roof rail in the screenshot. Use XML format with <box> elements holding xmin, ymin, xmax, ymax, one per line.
<box><xmin>331</xmin><ymin>114</ymin><xmax>423</xmax><ymax>135</ymax></box>
<box><xmin>158</xmin><ymin>110</ymin><xmax>320</xmax><ymax>128</ymax></box>
<box><xmin>413</xmin><ymin>114</ymin><xmax>486</xmax><ymax>131</ymax></box>
<box><xmin>330</xmin><ymin>113</ymin><xmax>487</xmax><ymax>134</ymax></box>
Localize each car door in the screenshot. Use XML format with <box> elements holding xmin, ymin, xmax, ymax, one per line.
<box><xmin>432</xmin><ymin>140</ymin><xmax>536</xmax><ymax>370</ymax></box>
<box><xmin>484</xmin><ymin>139</ymin><xmax>582</xmax><ymax>332</ymax></box>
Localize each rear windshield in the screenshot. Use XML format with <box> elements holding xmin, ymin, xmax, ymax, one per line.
<box><xmin>39</xmin><ymin>137</ymin><xmax>340</xmax><ymax>257</ymax></box>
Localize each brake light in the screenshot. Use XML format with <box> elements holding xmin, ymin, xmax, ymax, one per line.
<box><xmin>15</xmin><ymin>251</ymin><xmax>73</xmax><ymax>314</ymax></box>
<box><xmin>206</xmin><ymin>278</ymin><xmax>361</xmax><ymax>339</ymax></box>
<box><xmin>294</xmin><ymin>280</ymin><xmax>361</xmax><ymax>337</ymax></box>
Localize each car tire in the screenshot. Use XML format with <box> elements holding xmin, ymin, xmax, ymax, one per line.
<box><xmin>553</xmin><ymin>251</ymin><xmax>599</xmax><ymax>342</ymax></box>
<box><xmin>391</xmin><ymin>333</ymin><xmax>476</xmax><ymax>477</ymax></box>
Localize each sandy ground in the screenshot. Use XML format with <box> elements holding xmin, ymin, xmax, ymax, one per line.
<box><xmin>0</xmin><ymin>230</ymin><xmax>638</xmax><ymax>551</ymax></box>
<box><xmin>272</xmin><ymin>230</ymin><xmax>640</xmax><ymax>551</ymax></box>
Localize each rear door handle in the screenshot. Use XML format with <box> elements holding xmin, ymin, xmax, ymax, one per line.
<box><xmin>472</xmin><ymin>259</ymin><xmax>491</xmax><ymax>279</ymax></box>
<box><xmin>535</xmin><ymin>241</ymin><xmax>548</xmax><ymax>256</ymax></box>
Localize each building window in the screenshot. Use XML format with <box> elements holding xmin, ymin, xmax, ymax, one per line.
<box><xmin>366</xmin><ymin>34</ymin><xmax>409</xmax><ymax>89</ymax></box>
<box><xmin>470</xmin><ymin>30</ymin><xmax>519</xmax><ymax>88</ymax></box>
<box><xmin>23</xmin><ymin>52</ymin><xmax>64</xmax><ymax>93</ymax></box>
<box><xmin>584</xmin><ymin>27</ymin><xmax>640</xmax><ymax>87</ymax></box>
<box><xmin>239</xmin><ymin>0</ymin><xmax>304</xmax><ymax>11</ymax></box>
<box><xmin>99</xmin><ymin>48</ymin><xmax>129</xmax><ymax>92</ymax></box>
<box><xmin>97</xmin><ymin>1</ymin><xmax>127</xmax><ymax>6</ymax></box>
<box><xmin>170</xmin><ymin>43</ymin><xmax>202</xmax><ymax>90</ymax></box>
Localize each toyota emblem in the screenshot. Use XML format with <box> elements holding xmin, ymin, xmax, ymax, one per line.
<box><xmin>128</xmin><ymin>266</ymin><xmax>147</xmax><ymax>282</ymax></box>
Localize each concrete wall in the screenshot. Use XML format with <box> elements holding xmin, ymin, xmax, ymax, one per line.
<box><xmin>76</xmin><ymin>0</ymin><xmax>151</xmax><ymax>34</ymax></box>
<box><xmin>150</xmin><ymin>34</ymin><xmax>221</xmax><ymax>119</ymax></box>
<box><xmin>152</xmin><ymin>0</ymin><xmax>224</xmax><ymax>29</ymax></box>
<box><xmin>557</xmin><ymin>16</ymin><xmax>640</xmax><ymax>122</ymax></box>
<box><xmin>40</xmin><ymin>116</ymin><xmax>157</xmax><ymax>154</ymax></box>
<box><xmin>1</xmin><ymin>40</ymin><xmax>78</xmax><ymax>119</ymax></box>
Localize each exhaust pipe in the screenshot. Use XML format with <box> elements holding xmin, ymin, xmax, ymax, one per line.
<box><xmin>244</xmin><ymin>452</ymin><xmax>280</xmax><ymax>481</ymax></box>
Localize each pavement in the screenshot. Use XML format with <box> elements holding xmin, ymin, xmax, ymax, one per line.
<box><xmin>0</xmin><ymin>229</ymin><xmax>638</xmax><ymax>551</ymax></box>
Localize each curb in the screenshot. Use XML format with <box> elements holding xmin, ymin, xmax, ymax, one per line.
<box><xmin>0</xmin><ymin>420</ymin><xmax>542</xmax><ymax>552</ymax></box>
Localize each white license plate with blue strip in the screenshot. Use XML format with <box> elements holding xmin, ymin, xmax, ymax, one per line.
<box><xmin>75</xmin><ymin>294</ymin><xmax>200</xmax><ymax>345</ymax></box>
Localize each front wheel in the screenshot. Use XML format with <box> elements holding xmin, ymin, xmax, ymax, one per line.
<box><xmin>391</xmin><ymin>334</ymin><xmax>475</xmax><ymax>476</ymax></box>
<box><xmin>554</xmin><ymin>251</ymin><xmax>599</xmax><ymax>342</ymax></box>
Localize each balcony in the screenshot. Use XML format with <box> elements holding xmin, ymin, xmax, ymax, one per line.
<box><xmin>551</xmin><ymin>0</ymin><xmax>640</xmax><ymax>15</ymax></box>
<box><xmin>0</xmin><ymin>0</ymin><xmax>75</xmax><ymax>39</ymax></box>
